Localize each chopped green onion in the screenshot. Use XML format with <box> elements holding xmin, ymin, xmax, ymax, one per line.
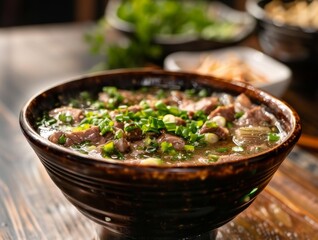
<box><xmin>235</xmin><ymin>111</ymin><xmax>245</xmax><ymax>119</ymax></box>
<box><xmin>189</xmin><ymin>121</ymin><xmax>198</xmax><ymax>133</ymax></box>
<box><xmin>37</xmin><ymin>113</ymin><xmax>57</xmax><ymax>127</ymax></box>
<box><xmin>143</xmin><ymin>108</ymin><xmax>154</xmax><ymax>116</ymax></box>
<box><xmin>179</xmin><ymin>110</ymin><xmax>189</xmax><ymax>120</ymax></box>
<box><xmin>101</xmin><ymin>141</ymin><xmax>124</xmax><ymax>159</ymax></box>
<box><xmin>208</xmin><ymin>155</ymin><xmax>219</xmax><ymax>162</ymax></box>
<box><xmin>175</xmin><ymin>125</ymin><xmax>183</xmax><ymax>136</ymax></box>
<box><xmin>58</xmin><ymin>113</ymin><xmax>73</xmax><ymax>124</ymax></box>
<box><xmin>162</xmin><ymin>115</ymin><xmax>177</xmax><ymax>131</ymax></box>
<box><xmin>182</xmin><ymin>128</ymin><xmax>190</xmax><ymax>138</ymax></box>
<box><xmin>58</xmin><ymin>134</ymin><xmax>67</xmax><ymax>145</ymax></box>
<box><xmin>123</xmin><ymin>115</ymin><xmax>130</xmax><ymax>121</ymax></box>
<box><xmin>164</xmin><ymin>122</ymin><xmax>177</xmax><ymax>132</ymax></box>
<box><xmin>139</xmin><ymin>100</ymin><xmax>150</xmax><ymax>109</ymax></box>
<box><xmin>184</xmin><ymin>145</ymin><xmax>195</xmax><ymax>152</ymax></box>
<box><xmin>102</xmin><ymin>141</ymin><xmax>115</xmax><ymax>155</ymax></box>
<box><xmin>162</xmin><ymin>114</ymin><xmax>176</xmax><ymax>123</ymax></box>
<box><xmin>73</xmin><ymin>123</ymin><xmax>91</xmax><ymax>131</ymax></box>
<box><xmin>114</xmin><ymin>129</ymin><xmax>124</xmax><ymax>139</ymax></box>
<box><xmin>140</xmin><ymin>158</ymin><xmax>162</xmax><ymax>165</ymax></box>
<box><xmin>196</xmin><ymin>120</ymin><xmax>204</xmax><ymax>128</ymax></box>
<box><xmin>189</xmin><ymin>133</ymin><xmax>199</xmax><ymax>143</ymax></box>
<box><xmin>141</xmin><ymin>117</ymin><xmax>165</xmax><ymax>133</ymax></box>
<box><xmin>143</xmin><ymin>136</ymin><xmax>152</xmax><ymax>146</ymax></box>
<box><xmin>118</xmin><ymin>105</ymin><xmax>128</xmax><ymax>109</ymax></box>
<box><xmin>193</xmin><ymin>110</ymin><xmax>207</xmax><ymax>121</ymax></box>
<box><xmin>167</xmin><ymin>106</ymin><xmax>180</xmax><ymax>116</ymax></box>
<box><xmin>216</xmin><ymin>147</ymin><xmax>229</xmax><ymax>153</ymax></box>
<box><xmin>47</xmin><ymin>118</ymin><xmax>57</xmax><ymax>125</ymax></box>
<box><xmin>205</xmin><ymin>120</ymin><xmax>218</xmax><ymax>128</ymax></box>
<box><xmin>139</xmin><ymin>118</ymin><xmax>148</xmax><ymax>125</ymax></box>
<box><xmin>152</xmin><ymin>117</ymin><xmax>165</xmax><ymax>129</ymax></box>
<box><xmin>100</xmin><ymin>125</ymin><xmax>113</xmax><ymax>135</ymax></box>
<box><xmin>155</xmin><ymin>101</ymin><xmax>168</xmax><ymax>111</ymax></box>
<box><xmin>268</xmin><ymin>132</ymin><xmax>280</xmax><ymax>142</ymax></box>
<box><xmin>205</xmin><ymin>151</ymin><xmax>219</xmax><ymax>162</ymax></box>
<box><xmin>98</xmin><ymin>118</ymin><xmax>114</xmax><ymax>135</ymax></box>
<box><xmin>124</xmin><ymin>123</ymin><xmax>138</xmax><ymax>132</ymax></box>
<box><xmin>115</xmin><ymin>114</ymin><xmax>124</xmax><ymax>122</ymax></box>
<box><xmin>160</xmin><ymin>141</ymin><xmax>174</xmax><ymax>153</ymax></box>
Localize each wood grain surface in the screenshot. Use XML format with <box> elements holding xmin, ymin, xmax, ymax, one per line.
<box><xmin>0</xmin><ymin>23</ymin><xmax>317</xmax><ymax>240</ymax></box>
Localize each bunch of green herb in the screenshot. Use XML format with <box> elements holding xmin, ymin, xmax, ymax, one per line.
<box><xmin>85</xmin><ymin>18</ymin><xmax>161</xmax><ymax>70</ymax></box>
<box><xmin>117</xmin><ymin>0</ymin><xmax>236</xmax><ymax>38</ymax></box>
<box><xmin>85</xmin><ymin>0</ymin><xmax>237</xmax><ymax>70</ymax></box>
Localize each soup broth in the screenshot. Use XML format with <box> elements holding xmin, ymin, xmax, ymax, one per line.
<box><xmin>37</xmin><ymin>87</ymin><xmax>285</xmax><ymax>165</ymax></box>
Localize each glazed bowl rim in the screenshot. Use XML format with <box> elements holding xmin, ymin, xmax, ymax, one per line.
<box><xmin>20</xmin><ymin>69</ymin><xmax>301</xmax><ymax>170</ymax></box>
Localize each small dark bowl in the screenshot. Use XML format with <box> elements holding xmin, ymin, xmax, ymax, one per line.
<box><xmin>246</xmin><ymin>0</ymin><xmax>318</xmax><ymax>63</ymax></box>
<box><xmin>20</xmin><ymin>69</ymin><xmax>301</xmax><ymax>240</ymax></box>
<box><xmin>106</xmin><ymin>0</ymin><xmax>256</xmax><ymax>55</ymax></box>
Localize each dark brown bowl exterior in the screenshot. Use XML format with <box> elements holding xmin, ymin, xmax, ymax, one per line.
<box><xmin>20</xmin><ymin>69</ymin><xmax>301</xmax><ymax>239</ymax></box>
<box><xmin>246</xmin><ymin>0</ymin><xmax>318</xmax><ymax>63</ymax></box>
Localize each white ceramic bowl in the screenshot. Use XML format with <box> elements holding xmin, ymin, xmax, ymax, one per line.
<box><xmin>164</xmin><ymin>46</ymin><xmax>291</xmax><ymax>97</ymax></box>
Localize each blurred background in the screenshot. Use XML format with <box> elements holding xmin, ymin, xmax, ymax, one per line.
<box><xmin>0</xmin><ymin>0</ymin><xmax>106</xmax><ymax>27</ymax></box>
<box><xmin>0</xmin><ymin>0</ymin><xmax>244</xmax><ymax>27</ymax></box>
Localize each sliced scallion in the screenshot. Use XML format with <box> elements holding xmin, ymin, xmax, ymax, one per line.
<box><xmin>184</xmin><ymin>145</ymin><xmax>195</xmax><ymax>152</ymax></box>
<box><xmin>216</xmin><ymin>147</ymin><xmax>229</xmax><ymax>153</ymax></box>
<box><xmin>58</xmin><ymin>113</ymin><xmax>73</xmax><ymax>124</ymax></box>
<box><xmin>164</xmin><ymin>122</ymin><xmax>177</xmax><ymax>132</ymax></box>
<box><xmin>268</xmin><ymin>132</ymin><xmax>280</xmax><ymax>142</ymax></box>
<box><xmin>155</xmin><ymin>101</ymin><xmax>168</xmax><ymax>111</ymax></box>
<box><xmin>58</xmin><ymin>134</ymin><xmax>66</xmax><ymax>145</ymax></box>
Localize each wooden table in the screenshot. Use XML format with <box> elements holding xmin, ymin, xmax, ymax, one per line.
<box><xmin>1</xmin><ymin>23</ymin><xmax>318</xmax><ymax>240</ymax></box>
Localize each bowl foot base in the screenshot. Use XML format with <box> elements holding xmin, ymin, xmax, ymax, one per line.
<box><xmin>96</xmin><ymin>226</ymin><xmax>218</xmax><ymax>240</ymax></box>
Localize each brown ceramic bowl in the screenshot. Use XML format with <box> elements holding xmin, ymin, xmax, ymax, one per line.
<box><xmin>246</xmin><ymin>0</ymin><xmax>318</xmax><ymax>63</ymax></box>
<box><xmin>20</xmin><ymin>69</ymin><xmax>301</xmax><ymax>240</ymax></box>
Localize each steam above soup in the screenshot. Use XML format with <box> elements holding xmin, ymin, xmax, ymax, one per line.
<box><xmin>37</xmin><ymin>87</ymin><xmax>285</xmax><ymax>165</ymax></box>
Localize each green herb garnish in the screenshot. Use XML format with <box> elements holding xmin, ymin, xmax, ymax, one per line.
<box><xmin>216</xmin><ymin>147</ymin><xmax>229</xmax><ymax>153</ymax></box>
<box><xmin>160</xmin><ymin>141</ymin><xmax>175</xmax><ymax>155</ymax></box>
<box><xmin>58</xmin><ymin>134</ymin><xmax>67</xmax><ymax>145</ymax></box>
<box><xmin>58</xmin><ymin>113</ymin><xmax>73</xmax><ymax>124</ymax></box>
<box><xmin>268</xmin><ymin>132</ymin><xmax>280</xmax><ymax>142</ymax></box>
<box><xmin>235</xmin><ymin>111</ymin><xmax>245</xmax><ymax>119</ymax></box>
